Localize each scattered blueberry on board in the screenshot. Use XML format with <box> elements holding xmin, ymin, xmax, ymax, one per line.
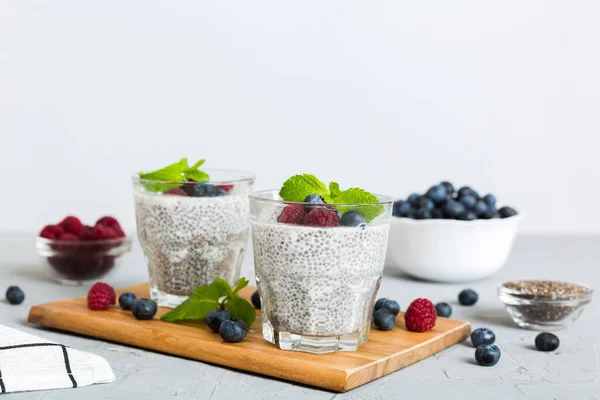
<box><xmin>118</xmin><ymin>292</ymin><xmax>137</xmax><ymax>310</ymax></box>
<box><xmin>471</xmin><ymin>328</ymin><xmax>496</xmax><ymax>347</ymax></box>
<box><xmin>458</xmin><ymin>289</ymin><xmax>479</xmax><ymax>306</ymax></box>
<box><xmin>5</xmin><ymin>286</ymin><xmax>25</xmax><ymax>305</ymax></box>
<box><xmin>475</xmin><ymin>344</ymin><xmax>501</xmax><ymax>366</ymax></box>
<box><xmin>373</xmin><ymin>309</ymin><xmax>396</xmax><ymax>331</ymax></box>
<box><xmin>435</xmin><ymin>302</ymin><xmax>452</xmax><ymax>318</ymax></box>
<box><xmin>392</xmin><ymin>181</ymin><xmax>517</xmax><ymax>221</ymax></box>
<box><xmin>206</xmin><ymin>309</ymin><xmax>233</xmax><ymax>333</ymax></box>
<box><xmin>132</xmin><ymin>299</ymin><xmax>158</xmax><ymax>320</ymax></box>
<box><xmin>374</xmin><ymin>298</ymin><xmax>400</xmax><ymax>316</ymax></box>
<box><xmin>535</xmin><ymin>332</ymin><xmax>560</xmax><ymax>352</ymax></box>
<box><xmin>219</xmin><ymin>319</ymin><xmax>248</xmax><ymax>343</ymax></box>
<box><xmin>251</xmin><ymin>290</ymin><xmax>261</xmax><ymax>309</ymax></box>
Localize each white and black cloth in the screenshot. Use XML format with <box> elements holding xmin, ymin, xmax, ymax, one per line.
<box><xmin>0</xmin><ymin>324</ymin><xmax>114</xmax><ymax>394</ymax></box>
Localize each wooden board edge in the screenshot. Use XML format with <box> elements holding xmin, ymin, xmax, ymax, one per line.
<box><xmin>342</xmin><ymin>320</ymin><xmax>471</xmax><ymax>391</ymax></box>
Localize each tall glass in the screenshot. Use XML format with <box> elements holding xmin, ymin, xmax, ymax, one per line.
<box><xmin>249</xmin><ymin>190</ymin><xmax>393</xmax><ymax>354</ymax></box>
<box><xmin>132</xmin><ymin>170</ymin><xmax>254</xmax><ymax>307</ymax></box>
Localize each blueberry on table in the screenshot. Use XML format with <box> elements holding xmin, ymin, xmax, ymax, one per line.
<box><xmin>498</xmin><ymin>206</ymin><xmax>518</xmax><ymax>218</ymax></box>
<box><xmin>458</xmin><ymin>289</ymin><xmax>479</xmax><ymax>306</ymax></box>
<box><xmin>373</xmin><ymin>309</ymin><xmax>396</xmax><ymax>331</ymax></box>
<box><xmin>206</xmin><ymin>309</ymin><xmax>233</xmax><ymax>333</ymax></box>
<box><xmin>459</xmin><ymin>195</ymin><xmax>477</xmax><ymax>210</ymax></box>
<box><xmin>430</xmin><ymin>208</ymin><xmax>444</xmax><ymax>219</ymax></box>
<box><xmin>441</xmin><ymin>181</ymin><xmax>454</xmax><ymax>195</ymax></box>
<box><xmin>5</xmin><ymin>286</ymin><xmax>24</xmax><ymax>305</ymax></box>
<box><xmin>340</xmin><ymin>210</ymin><xmax>367</xmax><ymax>227</ymax></box>
<box><xmin>482</xmin><ymin>194</ymin><xmax>496</xmax><ymax>208</ymax></box>
<box><xmin>475</xmin><ymin>344</ymin><xmax>501</xmax><ymax>366</ymax></box>
<box><xmin>471</xmin><ymin>328</ymin><xmax>496</xmax><ymax>347</ymax></box>
<box><xmin>132</xmin><ymin>299</ymin><xmax>158</xmax><ymax>320</ymax></box>
<box><xmin>426</xmin><ymin>184</ymin><xmax>447</xmax><ymax>205</ymax></box>
<box><xmin>458</xmin><ymin>211</ymin><xmax>477</xmax><ymax>221</ymax></box>
<box><xmin>374</xmin><ymin>298</ymin><xmax>400</xmax><ymax>316</ymax></box>
<box><xmin>251</xmin><ymin>290</ymin><xmax>261</xmax><ymax>310</ymax></box>
<box><xmin>219</xmin><ymin>319</ymin><xmax>248</xmax><ymax>343</ymax></box>
<box><xmin>414</xmin><ymin>209</ymin><xmax>432</xmax><ymax>220</ymax></box>
<box><xmin>442</xmin><ymin>200</ymin><xmax>465</xmax><ymax>219</ymax></box>
<box><xmin>435</xmin><ymin>302</ymin><xmax>452</xmax><ymax>318</ymax></box>
<box><xmin>118</xmin><ymin>292</ymin><xmax>137</xmax><ymax>310</ymax></box>
<box><xmin>535</xmin><ymin>332</ymin><xmax>560</xmax><ymax>352</ymax></box>
<box><xmin>407</xmin><ymin>193</ymin><xmax>421</xmax><ymax>204</ymax></box>
<box><xmin>393</xmin><ymin>201</ymin><xmax>413</xmax><ymax>217</ymax></box>
<box><xmin>416</xmin><ymin>197</ymin><xmax>435</xmax><ymax>211</ymax></box>
<box><xmin>474</xmin><ymin>200</ymin><xmax>489</xmax><ymax>216</ymax></box>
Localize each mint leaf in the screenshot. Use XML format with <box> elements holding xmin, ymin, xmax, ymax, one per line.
<box><xmin>329</xmin><ymin>182</ymin><xmax>341</xmax><ymax>198</ymax></box>
<box><xmin>195</xmin><ymin>278</ymin><xmax>232</xmax><ymax>299</ymax></box>
<box><xmin>139</xmin><ymin>158</ymin><xmax>188</xmax><ymax>181</ymax></box>
<box><xmin>226</xmin><ymin>294</ymin><xmax>256</xmax><ymax>328</ymax></box>
<box><xmin>187</xmin><ymin>159</ymin><xmax>205</xmax><ymax>171</ymax></box>
<box><xmin>161</xmin><ymin>297</ymin><xmax>219</xmax><ymax>322</ymax></box>
<box><xmin>183</xmin><ymin>170</ymin><xmax>209</xmax><ymax>182</ymax></box>
<box><xmin>232</xmin><ymin>277</ymin><xmax>249</xmax><ymax>294</ymax></box>
<box><xmin>279</xmin><ymin>174</ymin><xmax>329</xmax><ymax>202</ymax></box>
<box><xmin>332</xmin><ymin>188</ymin><xmax>383</xmax><ymax>222</ymax></box>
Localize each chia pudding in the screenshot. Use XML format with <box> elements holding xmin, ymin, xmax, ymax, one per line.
<box><xmin>133</xmin><ymin>171</ymin><xmax>253</xmax><ymax>307</ymax></box>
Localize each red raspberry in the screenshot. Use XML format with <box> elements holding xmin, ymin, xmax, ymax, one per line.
<box><xmin>87</xmin><ymin>282</ymin><xmax>116</xmax><ymax>310</ymax></box>
<box><xmin>79</xmin><ymin>225</ymin><xmax>95</xmax><ymax>241</ymax></box>
<box><xmin>40</xmin><ymin>225</ymin><xmax>64</xmax><ymax>239</ymax></box>
<box><xmin>217</xmin><ymin>184</ymin><xmax>234</xmax><ymax>192</ymax></box>
<box><xmin>304</xmin><ymin>209</ymin><xmax>340</xmax><ymax>227</ymax></box>
<box><xmin>58</xmin><ymin>216</ymin><xmax>84</xmax><ymax>235</ymax></box>
<box><xmin>59</xmin><ymin>233</ymin><xmax>79</xmax><ymax>241</ymax></box>
<box><xmin>164</xmin><ymin>188</ymin><xmax>188</xmax><ymax>196</ymax></box>
<box><xmin>404</xmin><ymin>298</ymin><xmax>437</xmax><ymax>332</ymax></box>
<box><xmin>277</xmin><ymin>205</ymin><xmax>305</xmax><ymax>225</ymax></box>
<box><xmin>96</xmin><ymin>216</ymin><xmax>120</xmax><ymax>228</ymax></box>
<box><xmin>93</xmin><ymin>224</ymin><xmax>117</xmax><ymax>240</ymax></box>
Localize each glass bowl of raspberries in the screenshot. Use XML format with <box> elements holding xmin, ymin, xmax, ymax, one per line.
<box><xmin>36</xmin><ymin>216</ymin><xmax>132</xmax><ymax>285</ymax></box>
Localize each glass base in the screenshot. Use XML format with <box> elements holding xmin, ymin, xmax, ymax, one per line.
<box><xmin>56</xmin><ymin>278</ymin><xmax>90</xmax><ymax>286</ymax></box>
<box><xmin>150</xmin><ymin>285</ymin><xmax>189</xmax><ymax>308</ymax></box>
<box><xmin>262</xmin><ymin>320</ymin><xmax>362</xmax><ymax>354</ymax></box>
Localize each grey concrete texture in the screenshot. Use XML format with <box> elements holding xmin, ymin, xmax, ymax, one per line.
<box><xmin>1</xmin><ymin>233</ymin><xmax>599</xmax><ymax>399</ymax></box>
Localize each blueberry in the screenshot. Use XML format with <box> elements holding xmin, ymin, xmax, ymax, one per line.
<box><xmin>407</xmin><ymin>193</ymin><xmax>421</xmax><ymax>204</ymax></box>
<box><xmin>431</xmin><ymin>208</ymin><xmax>444</xmax><ymax>219</ymax></box>
<box><xmin>206</xmin><ymin>309</ymin><xmax>233</xmax><ymax>333</ymax></box>
<box><xmin>340</xmin><ymin>210</ymin><xmax>367</xmax><ymax>227</ymax></box>
<box><xmin>132</xmin><ymin>299</ymin><xmax>158</xmax><ymax>320</ymax></box>
<box><xmin>435</xmin><ymin>302</ymin><xmax>452</xmax><ymax>318</ymax></box>
<box><xmin>414</xmin><ymin>208</ymin><xmax>432</xmax><ymax>220</ymax></box>
<box><xmin>475</xmin><ymin>344</ymin><xmax>501</xmax><ymax>366</ymax></box>
<box><xmin>474</xmin><ymin>200</ymin><xmax>489</xmax><ymax>216</ymax></box>
<box><xmin>458</xmin><ymin>289</ymin><xmax>478</xmax><ymax>306</ymax></box>
<box><xmin>482</xmin><ymin>194</ymin><xmax>496</xmax><ymax>208</ymax></box>
<box><xmin>460</xmin><ymin>195</ymin><xmax>477</xmax><ymax>210</ymax></box>
<box><xmin>471</xmin><ymin>328</ymin><xmax>496</xmax><ymax>347</ymax></box>
<box><xmin>219</xmin><ymin>318</ymin><xmax>248</xmax><ymax>343</ymax></box>
<box><xmin>303</xmin><ymin>194</ymin><xmax>326</xmax><ymax>212</ymax></box>
<box><xmin>416</xmin><ymin>197</ymin><xmax>435</xmax><ymax>211</ymax></box>
<box><xmin>374</xmin><ymin>298</ymin><xmax>400</xmax><ymax>316</ymax></box>
<box><xmin>479</xmin><ymin>210</ymin><xmax>495</xmax><ymax>219</ymax></box>
<box><xmin>458</xmin><ymin>186</ymin><xmax>479</xmax><ymax>199</ymax></box>
<box><xmin>535</xmin><ymin>332</ymin><xmax>560</xmax><ymax>352</ymax></box>
<box><xmin>492</xmin><ymin>211</ymin><xmax>501</xmax><ymax>218</ymax></box>
<box><xmin>442</xmin><ymin>200</ymin><xmax>465</xmax><ymax>219</ymax></box>
<box><xmin>498</xmin><ymin>206</ymin><xmax>518</xmax><ymax>218</ymax></box>
<box><xmin>194</xmin><ymin>183</ymin><xmax>227</xmax><ymax>197</ymax></box>
<box><xmin>458</xmin><ymin>211</ymin><xmax>477</xmax><ymax>221</ymax></box>
<box><xmin>5</xmin><ymin>286</ymin><xmax>24</xmax><ymax>305</ymax></box>
<box><xmin>118</xmin><ymin>292</ymin><xmax>137</xmax><ymax>310</ymax></box>
<box><xmin>393</xmin><ymin>201</ymin><xmax>413</xmax><ymax>217</ymax></box>
<box><xmin>373</xmin><ymin>309</ymin><xmax>396</xmax><ymax>331</ymax></box>
<box><xmin>441</xmin><ymin>181</ymin><xmax>454</xmax><ymax>195</ymax></box>
<box><xmin>251</xmin><ymin>290</ymin><xmax>261</xmax><ymax>309</ymax></box>
<box><xmin>426</xmin><ymin>184</ymin><xmax>447</xmax><ymax>205</ymax></box>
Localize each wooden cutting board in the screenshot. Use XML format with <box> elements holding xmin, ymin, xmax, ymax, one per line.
<box><xmin>28</xmin><ymin>284</ymin><xmax>470</xmax><ymax>392</ymax></box>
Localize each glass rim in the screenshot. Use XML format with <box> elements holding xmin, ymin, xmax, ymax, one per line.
<box><xmin>132</xmin><ymin>168</ymin><xmax>255</xmax><ymax>185</ymax></box>
<box><xmin>36</xmin><ymin>236</ymin><xmax>132</xmax><ymax>246</ymax></box>
<box><xmin>249</xmin><ymin>189</ymin><xmax>393</xmax><ymax>207</ymax></box>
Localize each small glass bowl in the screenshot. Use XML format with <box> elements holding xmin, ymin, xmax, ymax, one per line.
<box><xmin>36</xmin><ymin>236</ymin><xmax>132</xmax><ymax>285</ymax></box>
<box><xmin>499</xmin><ymin>280</ymin><xmax>593</xmax><ymax>330</ymax></box>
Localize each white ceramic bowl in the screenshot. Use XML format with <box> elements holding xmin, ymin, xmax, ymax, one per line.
<box><xmin>385</xmin><ymin>215</ymin><xmax>523</xmax><ymax>282</ymax></box>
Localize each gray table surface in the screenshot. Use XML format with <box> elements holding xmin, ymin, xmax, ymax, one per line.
<box><xmin>0</xmin><ymin>233</ymin><xmax>599</xmax><ymax>400</ymax></box>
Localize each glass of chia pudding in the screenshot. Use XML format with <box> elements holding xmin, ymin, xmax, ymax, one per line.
<box><xmin>249</xmin><ymin>176</ymin><xmax>393</xmax><ymax>354</ymax></box>
<box><xmin>132</xmin><ymin>160</ymin><xmax>254</xmax><ymax>307</ymax></box>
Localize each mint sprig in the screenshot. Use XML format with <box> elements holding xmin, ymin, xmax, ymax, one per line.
<box><xmin>139</xmin><ymin>158</ymin><xmax>209</xmax><ymax>192</ymax></box>
<box><xmin>161</xmin><ymin>278</ymin><xmax>256</xmax><ymax>328</ymax></box>
<box><xmin>279</xmin><ymin>175</ymin><xmax>384</xmax><ymax>221</ymax></box>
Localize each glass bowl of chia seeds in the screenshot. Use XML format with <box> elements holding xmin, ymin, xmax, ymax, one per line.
<box><xmin>132</xmin><ymin>169</ymin><xmax>254</xmax><ymax>308</ymax></box>
<box><xmin>499</xmin><ymin>280</ymin><xmax>593</xmax><ymax>330</ymax></box>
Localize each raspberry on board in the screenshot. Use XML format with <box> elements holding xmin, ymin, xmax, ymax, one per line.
<box><xmin>404</xmin><ymin>298</ymin><xmax>437</xmax><ymax>332</ymax></box>
<box><xmin>87</xmin><ymin>282</ymin><xmax>116</xmax><ymax>310</ymax></box>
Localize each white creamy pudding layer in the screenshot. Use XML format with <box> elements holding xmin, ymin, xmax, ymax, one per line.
<box><xmin>253</xmin><ymin>221</ymin><xmax>389</xmax><ymax>337</ymax></box>
<box><xmin>134</xmin><ymin>190</ymin><xmax>249</xmax><ymax>296</ymax></box>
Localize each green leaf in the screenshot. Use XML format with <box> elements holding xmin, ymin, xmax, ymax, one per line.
<box><xmin>279</xmin><ymin>174</ymin><xmax>329</xmax><ymax>202</ymax></box>
<box><xmin>194</xmin><ymin>278</ymin><xmax>232</xmax><ymax>299</ymax></box>
<box><xmin>329</xmin><ymin>182</ymin><xmax>341</xmax><ymax>198</ymax></box>
<box><xmin>332</xmin><ymin>188</ymin><xmax>383</xmax><ymax>222</ymax></box>
<box><xmin>139</xmin><ymin>158</ymin><xmax>188</xmax><ymax>181</ymax></box>
<box><xmin>187</xmin><ymin>159</ymin><xmax>205</xmax><ymax>171</ymax></box>
<box><xmin>226</xmin><ymin>294</ymin><xmax>256</xmax><ymax>328</ymax></box>
<box><xmin>183</xmin><ymin>170</ymin><xmax>210</xmax><ymax>182</ymax></box>
<box><xmin>232</xmin><ymin>277</ymin><xmax>249</xmax><ymax>294</ymax></box>
<box><xmin>161</xmin><ymin>297</ymin><xmax>219</xmax><ymax>322</ymax></box>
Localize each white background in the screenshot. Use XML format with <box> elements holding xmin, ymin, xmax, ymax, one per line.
<box><xmin>1</xmin><ymin>0</ymin><xmax>599</xmax><ymax>234</ymax></box>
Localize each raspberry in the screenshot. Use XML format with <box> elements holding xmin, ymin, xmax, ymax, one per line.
<box><xmin>40</xmin><ymin>225</ymin><xmax>64</xmax><ymax>239</ymax></box>
<box><xmin>93</xmin><ymin>224</ymin><xmax>117</xmax><ymax>240</ymax></box>
<box><xmin>404</xmin><ymin>298</ymin><xmax>437</xmax><ymax>332</ymax></box>
<box><xmin>79</xmin><ymin>225</ymin><xmax>95</xmax><ymax>241</ymax></box>
<box><xmin>59</xmin><ymin>233</ymin><xmax>79</xmax><ymax>241</ymax></box>
<box><xmin>96</xmin><ymin>216</ymin><xmax>120</xmax><ymax>228</ymax></box>
<box><xmin>304</xmin><ymin>208</ymin><xmax>340</xmax><ymax>227</ymax></box>
<box><xmin>278</xmin><ymin>205</ymin><xmax>305</xmax><ymax>225</ymax></box>
<box><xmin>217</xmin><ymin>184</ymin><xmax>234</xmax><ymax>192</ymax></box>
<box><xmin>58</xmin><ymin>216</ymin><xmax>84</xmax><ymax>235</ymax></box>
<box><xmin>164</xmin><ymin>188</ymin><xmax>188</xmax><ymax>196</ymax></box>
<box><xmin>87</xmin><ymin>282</ymin><xmax>116</xmax><ymax>310</ymax></box>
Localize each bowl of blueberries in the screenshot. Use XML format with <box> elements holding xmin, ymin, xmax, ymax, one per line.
<box><xmin>386</xmin><ymin>181</ymin><xmax>522</xmax><ymax>282</ymax></box>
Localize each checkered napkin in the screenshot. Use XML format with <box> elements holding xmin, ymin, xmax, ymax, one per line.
<box><xmin>0</xmin><ymin>324</ymin><xmax>114</xmax><ymax>394</ymax></box>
